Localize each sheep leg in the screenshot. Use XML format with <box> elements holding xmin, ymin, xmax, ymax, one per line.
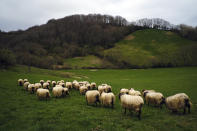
<box><xmin>138</xmin><ymin>109</ymin><xmax>141</xmax><ymax>120</ymax></box>
<box><xmin>188</xmin><ymin>104</ymin><xmax>191</xmax><ymax>113</ymax></box>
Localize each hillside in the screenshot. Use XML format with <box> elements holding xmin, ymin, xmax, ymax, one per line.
<box><xmin>100</xmin><ymin>29</ymin><xmax>197</xmax><ymax>68</ymax></box>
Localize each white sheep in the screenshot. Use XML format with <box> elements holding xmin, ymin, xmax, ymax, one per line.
<box><xmin>35</xmin><ymin>83</ymin><xmax>42</xmax><ymax>91</ymax></box>
<box><xmin>18</xmin><ymin>79</ymin><xmax>24</xmax><ymax>86</ymax></box>
<box><xmin>165</xmin><ymin>93</ymin><xmax>192</xmax><ymax>114</ymax></box>
<box><xmin>23</xmin><ymin>82</ymin><xmax>30</xmax><ymax>91</ymax></box>
<box><xmin>24</xmin><ymin>79</ymin><xmax>28</xmax><ymax>83</ymax></box>
<box><xmin>86</xmin><ymin>83</ymin><xmax>91</xmax><ymax>90</ymax></box>
<box><xmin>90</xmin><ymin>82</ymin><xmax>97</xmax><ymax>90</ymax></box>
<box><xmin>85</xmin><ymin>90</ymin><xmax>100</xmax><ymax>106</ymax></box>
<box><xmin>66</xmin><ymin>82</ymin><xmax>72</xmax><ymax>89</ymax></box>
<box><xmin>73</xmin><ymin>82</ymin><xmax>80</xmax><ymax>90</ymax></box>
<box><xmin>142</xmin><ymin>89</ymin><xmax>155</xmax><ymax>97</ymax></box>
<box><xmin>62</xmin><ymin>88</ymin><xmax>69</xmax><ymax>97</ymax></box>
<box><xmin>100</xmin><ymin>92</ymin><xmax>115</xmax><ymax>108</ymax></box>
<box><xmin>104</xmin><ymin>85</ymin><xmax>112</xmax><ymax>93</ymax></box>
<box><xmin>144</xmin><ymin>92</ymin><xmax>165</xmax><ymax>108</ymax></box>
<box><xmin>98</xmin><ymin>85</ymin><xmax>106</xmax><ymax>94</ymax></box>
<box><xmin>59</xmin><ymin>82</ymin><xmax>65</xmax><ymax>87</ymax></box>
<box><xmin>119</xmin><ymin>93</ymin><xmax>144</xmax><ymax>120</ymax></box>
<box><xmin>36</xmin><ymin>88</ymin><xmax>50</xmax><ymax>100</ymax></box>
<box><xmin>28</xmin><ymin>84</ymin><xmax>35</xmax><ymax>94</ymax></box>
<box><xmin>52</xmin><ymin>86</ymin><xmax>64</xmax><ymax>98</ymax></box>
<box><xmin>43</xmin><ymin>82</ymin><xmax>50</xmax><ymax>90</ymax></box>
<box><xmin>79</xmin><ymin>86</ymin><xmax>88</xmax><ymax>95</ymax></box>
<box><xmin>52</xmin><ymin>81</ymin><xmax>56</xmax><ymax>87</ymax></box>
<box><xmin>46</xmin><ymin>80</ymin><xmax>51</xmax><ymax>85</ymax></box>
<box><xmin>128</xmin><ymin>89</ymin><xmax>142</xmax><ymax>96</ymax></box>
<box><xmin>40</xmin><ymin>80</ymin><xmax>44</xmax><ymax>86</ymax></box>
<box><xmin>120</xmin><ymin>88</ymin><xmax>129</xmax><ymax>94</ymax></box>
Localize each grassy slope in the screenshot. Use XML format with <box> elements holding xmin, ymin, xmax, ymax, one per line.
<box><xmin>63</xmin><ymin>55</ymin><xmax>115</xmax><ymax>69</ymax></box>
<box><xmin>103</xmin><ymin>29</ymin><xmax>197</xmax><ymax>68</ymax></box>
<box><xmin>0</xmin><ymin>66</ymin><xmax>197</xmax><ymax>130</ymax></box>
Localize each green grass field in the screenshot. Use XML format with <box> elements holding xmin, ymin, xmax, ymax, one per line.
<box><xmin>0</xmin><ymin>66</ymin><xmax>197</xmax><ymax>131</ymax></box>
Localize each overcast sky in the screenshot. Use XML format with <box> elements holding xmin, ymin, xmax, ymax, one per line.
<box><xmin>0</xmin><ymin>0</ymin><xmax>196</xmax><ymax>32</ymax></box>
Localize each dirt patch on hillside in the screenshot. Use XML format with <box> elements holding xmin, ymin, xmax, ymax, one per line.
<box><xmin>124</xmin><ymin>35</ymin><xmax>135</xmax><ymax>40</ymax></box>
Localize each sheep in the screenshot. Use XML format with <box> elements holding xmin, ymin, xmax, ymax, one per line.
<box><xmin>28</xmin><ymin>84</ymin><xmax>35</xmax><ymax>94</ymax></box>
<box><xmin>100</xmin><ymin>92</ymin><xmax>115</xmax><ymax>108</ymax></box>
<box><xmin>60</xmin><ymin>80</ymin><xmax>65</xmax><ymax>83</ymax></box>
<box><xmin>85</xmin><ymin>90</ymin><xmax>100</xmax><ymax>106</ymax></box>
<box><xmin>90</xmin><ymin>82</ymin><xmax>97</xmax><ymax>90</ymax></box>
<box><xmin>43</xmin><ymin>82</ymin><xmax>50</xmax><ymax>90</ymax></box>
<box><xmin>142</xmin><ymin>89</ymin><xmax>155</xmax><ymax>97</ymax></box>
<box><xmin>46</xmin><ymin>80</ymin><xmax>51</xmax><ymax>85</ymax></box>
<box><xmin>59</xmin><ymin>82</ymin><xmax>65</xmax><ymax>87</ymax></box>
<box><xmin>52</xmin><ymin>86</ymin><xmax>64</xmax><ymax>98</ymax></box>
<box><xmin>98</xmin><ymin>85</ymin><xmax>106</xmax><ymax>94</ymax></box>
<box><xmin>79</xmin><ymin>86</ymin><xmax>88</xmax><ymax>95</ymax></box>
<box><xmin>62</xmin><ymin>88</ymin><xmax>69</xmax><ymax>97</ymax></box>
<box><xmin>165</xmin><ymin>93</ymin><xmax>192</xmax><ymax>114</ymax></box>
<box><xmin>86</xmin><ymin>83</ymin><xmax>91</xmax><ymax>90</ymax></box>
<box><xmin>52</xmin><ymin>81</ymin><xmax>56</xmax><ymax>87</ymax></box>
<box><xmin>24</xmin><ymin>79</ymin><xmax>28</xmax><ymax>83</ymax></box>
<box><xmin>144</xmin><ymin>92</ymin><xmax>165</xmax><ymax>108</ymax></box>
<box><xmin>104</xmin><ymin>85</ymin><xmax>112</xmax><ymax>93</ymax></box>
<box><xmin>119</xmin><ymin>93</ymin><xmax>144</xmax><ymax>120</ymax></box>
<box><xmin>36</xmin><ymin>88</ymin><xmax>50</xmax><ymax>100</ymax></box>
<box><xmin>40</xmin><ymin>80</ymin><xmax>44</xmax><ymax>86</ymax></box>
<box><xmin>18</xmin><ymin>79</ymin><xmax>24</xmax><ymax>86</ymax></box>
<box><xmin>73</xmin><ymin>82</ymin><xmax>80</xmax><ymax>90</ymax></box>
<box><xmin>23</xmin><ymin>82</ymin><xmax>30</xmax><ymax>91</ymax></box>
<box><xmin>66</xmin><ymin>82</ymin><xmax>72</xmax><ymax>89</ymax></box>
<box><xmin>128</xmin><ymin>89</ymin><xmax>142</xmax><ymax>96</ymax></box>
<box><xmin>35</xmin><ymin>83</ymin><xmax>42</xmax><ymax>91</ymax></box>
<box><xmin>57</xmin><ymin>81</ymin><xmax>61</xmax><ymax>85</ymax></box>
<box><xmin>120</xmin><ymin>88</ymin><xmax>129</xmax><ymax>94</ymax></box>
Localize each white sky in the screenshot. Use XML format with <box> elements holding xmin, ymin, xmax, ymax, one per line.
<box><xmin>0</xmin><ymin>0</ymin><xmax>196</xmax><ymax>32</ymax></box>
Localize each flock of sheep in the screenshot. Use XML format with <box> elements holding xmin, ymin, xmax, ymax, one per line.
<box><xmin>18</xmin><ymin>78</ymin><xmax>192</xmax><ymax>120</ymax></box>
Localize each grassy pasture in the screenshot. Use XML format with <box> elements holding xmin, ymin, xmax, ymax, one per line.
<box><xmin>0</xmin><ymin>66</ymin><xmax>197</xmax><ymax>131</ymax></box>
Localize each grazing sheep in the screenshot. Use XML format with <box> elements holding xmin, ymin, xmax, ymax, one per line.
<box><xmin>24</xmin><ymin>79</ymin><xmax>28</xmax><ymax>83</ymax></box>
<box><xmin>165</xmin><ymin>93</ymin><xmax>192</xmax><ymax>114</ymax></box>
<box><xmin>128</xmin><ymin>89</ymin><xmax>142</xmax><ymax>96</ymax></box>
<box><xmin>23</xmin><ymin>82</ymin><xmax>30</xmax><ymax>91</ymax></box>
<box><xmin>120</xmin><ymin>88</ymin><xmax>129</xmax><ymax>94</ymax></box>
<box><xmin>62</xmin><ymin>88</ymin><xmax>69</xmax><ymax>97</ymax></box>
<box><xmin>79</xmin><ymin>86</ymin><xmax>88</xmax><ymax>95</ymax></box>
<box><xmin>144</xmin><ymin>92</ymin><xmax>165</xmax><ymax>108</ymax></box>
<box><xmin>36</xmin><ymin>88</ymin><xmax>50</xmax><ymax>100</ymax></box>
<box><xmin>73</xmin><ymin>82</ymin><xmax>80</xmax><ymax>90</ymax></box>
<box><xmin>104</xmin><ymin>85</ymin><xmax>112</xmax><ymax>93</ymax></box>
<box><xmin>43</xmin><ymin>82</ymin><xmax>50</xmax><ymax>90</ymax></box>
<box><xmin>90</xmin><ymin>82</ymin><xmax>97</xmax><ymax>90</ymax></box>
<box><xmin>57</xmin><ymin>81</ymin><xmax>61</xmax><ymax>85</ymax></box>
<box><xmin>28</xmin><ymin>84</ymin><xmax>35</xmax><ymax>94</ymax></box>
<box><xmin>119</xmin><ymin>93</ymin><xmax>144</xmax><ymax>120</ymax></box>
<box><xmin>100</xmin><ymin>92</ymin><xmax>115</xmax><ymax>108</ymax></box>
<box><xmin>86</xmin><ymin>83</ymin><xmax>91</xmax><ymax>90</ymax></box>
<box><xmin>59</xmin><ymin>82</ymin><xmax>65</xmax><ymax>87</ymax></box>
<box><xmin>60</xmin><ymin>80</ymin><xmax>65</xmax><ymax>83</ymax></box>
<box><xmin>35</xmin><ymin>83</ymin><xmax>42</xmax><ymax>91</ymax></box>
<box><xmin>46</xmin><ymin>80</ymin><xmax>51</xmax><ymax>85</ymax></box>
<box><xmin>52</xmin><ymin>81</ymin><xmax>56</xmax><ymax>87</ymax></box>
<box><xmin>142</xmin><ymin>89</ymin><xmax>155</xmax><ymax>97</ymax></box>
<box><xmin>66</xmin><ymin>82</ymin><xmax>72</xmax><ymax>89</ymax></box>
<box><xmin>85</xmin><ymin>90</ymin><xmax>100</xmax><ymax>106</ymax></box>
<box><xmin>18</xmin><ymin>79</ymin><xmax>24</xmax><ymax>86</ymax></box>
<box><xmin>40</xmin><ymin>80</ymin><xmax>44</xmax><ymax>86</ymax></box>
<box><xmin>52</xmin><ymin>86</ymin><xmax>64</xmax><ymax>98</ymax></box>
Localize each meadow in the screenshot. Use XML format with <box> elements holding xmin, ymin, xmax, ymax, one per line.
<box><xmin>0</xmin><ymin>65</ymin><xmax>197</xmax><ymax>131</ymax></box>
